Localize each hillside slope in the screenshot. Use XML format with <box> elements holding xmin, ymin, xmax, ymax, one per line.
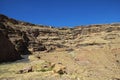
<box><xmin>0</xmin><ymin>14</ymin><xmax>120</xmax><ymax>80</ymax></box>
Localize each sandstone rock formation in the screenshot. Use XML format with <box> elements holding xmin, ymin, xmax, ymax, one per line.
<box><xmin>0</xmin><ymin>30</ymin><xmax>21</xmax><ymax>62</ymax></box>
<box><xmin>0</xmin><ymin>14</ymin><xmax>120</xmax><ymax>80</ymax></box>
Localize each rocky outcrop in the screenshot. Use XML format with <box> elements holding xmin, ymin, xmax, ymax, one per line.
<box><xmin>74</xmin><ymin>24</ymin><xmax>120</xmax><ymax>35</ymax></box>
<box><xmin>14</xmin><ymin>39</ymin><xmax>30</xmax><ymax>55</ymax></box>
<box><xmin>14</xmin><ymin>31</ymin><xmax>31</xmax><ymax>55</ymax></box>
<box><xmin>0</xmin><ymin>30</ymin><xmax>21</xmax><ymax>62</ymax></box>
<box><xmin>0</xmin><ymin>14</ymin><xmax>120</xmax><ymax>56</ymax></box>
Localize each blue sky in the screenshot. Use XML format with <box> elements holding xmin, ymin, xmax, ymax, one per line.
<box><xmin>0</xmin><ymin>0</ymin><xmax>120</xmax><ymax>27</ymax></box>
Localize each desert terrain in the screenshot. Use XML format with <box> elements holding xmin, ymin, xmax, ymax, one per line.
<box><xmin>0</xmin><ymin>14</ymin><xmax>120</xmax><ymax>80</ymax></box>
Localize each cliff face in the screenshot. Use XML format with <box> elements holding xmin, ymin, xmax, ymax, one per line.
<box><xmin>0</xmin><ymin>14</ymin><xmax>120</xmax><ymax>80</ymax></box>
<box><xmin>0</xmin><ymin>30</ymin><xmax>21</xmax><ymax>62</ymax></box>
<box><xmin>0</xmin><ymin>14</ymin><xmax>120</xmax><ymax>52</ymax></box>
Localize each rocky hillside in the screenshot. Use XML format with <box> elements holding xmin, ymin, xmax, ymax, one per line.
<box><xmin>1</xmin><ymin>14</ymin><xmax>120</xmax><ymax>52</ymax></box>
<box><xmin>0</xmin><ymin>14</ymin><xmax>120</xmax><ymax>80</ymax></box>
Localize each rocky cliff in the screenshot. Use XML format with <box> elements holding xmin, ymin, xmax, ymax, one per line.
<box><xmin>0</xmin><ymin>14</ymin><xmax>120</xmax><ymax>52</ymax></box>
<box><xmin>0</xmin><ymin>14</ymin><xmax>120</xmax><ymax>80</ymax></box>
<box><xmin>0</xmin><ymin>30</ymin><xmax>21</xmax><ymax>62</ymax></box>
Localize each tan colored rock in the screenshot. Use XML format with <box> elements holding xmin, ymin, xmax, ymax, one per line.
<box><xmin>53</xmin><ymin>63</ymin><xmax>67</xmax><ymax>75</ymax></box>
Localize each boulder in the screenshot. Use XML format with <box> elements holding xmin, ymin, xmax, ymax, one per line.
<box><xmin>17</xmin><ymin>66</ymin><xmax>33</xmax><ymax>74</ymax></box>
<box><xmin>53</xmin><ymin>63</ymin><xmax>67</xmax><ymax>75</ymax></box>
<box><xmin>0</xmin><ymin>30</ymin><xmax>21</xmax><ymax>62</ymax></box>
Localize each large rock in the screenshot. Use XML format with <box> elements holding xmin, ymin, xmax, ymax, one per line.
<box><xmin>17</xmin><ymin>66</ymin><xmax>33</xmax><ymax>74</ymax></box>
<box><xmin>53</xmin><ymin>63</ymin><xmax>67</xmax><ymax>75</ymax></box>
<box><xmin>0</xmin><ymin>30</ymin><xmax>21</xmax><ymax>62</ymax></box>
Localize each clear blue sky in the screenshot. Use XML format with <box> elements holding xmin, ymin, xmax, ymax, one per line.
<box><xmin>0</xmin><ymin>0</ymin><xmax>120</xmax><ymax>27</ymax></box>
